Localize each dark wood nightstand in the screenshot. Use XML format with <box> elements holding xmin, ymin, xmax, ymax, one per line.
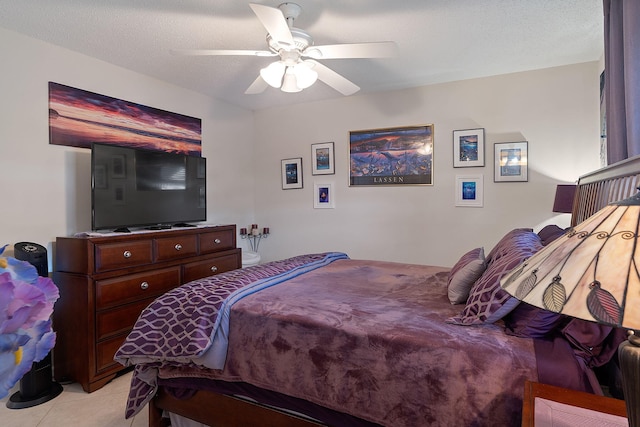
<box><xmin>522</xmin><ymin>381</ymin><xmax>628</xmax><ymax>426</ymax></box>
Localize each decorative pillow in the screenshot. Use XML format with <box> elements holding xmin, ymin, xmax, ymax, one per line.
<box><xmin>503</xmin><ymin>302</ymin><xmax>566</xmax><ymax>338</ymax></box>
<box><xmin>485</xmin><ymin>228</ymin><xmax>534</xmax><ymax>263</ymax></box>
<box><xmin>447</xmin><ymin>247</ymin><xmax>486</xmax><ymax>304</ymax></box>
<box><xmin>448</xmin><ymin>229</ymin><xmax>543</xmax><ymax>325</ymax></box>
<box><xmin>537</xmin><ymin>224</ymin><xmax>566</xmax><ymax>246</ymax></box>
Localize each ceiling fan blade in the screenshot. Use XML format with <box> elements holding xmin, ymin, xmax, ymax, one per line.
<box><xmin>249</xmin><ymin>3</ymin><xmax>294</xmax><ymax>48</ymax></box>
<box><xmin>245</xmin><ymin>75</ymin><xmax>269</xmax><ymax>94</ymax></box>
<box><xmin>308</xmin><ymin>60</ymin><xmax>360</xmax><ymax>96</ymax></box>
<box><xmin>305</xmin><ymin>41</ymin><xmax>398</xmax><ymax>59</ymax></box>
<box><xmin>171</xmin><ymin>49</ymin><xmax>276</xmax><ymax>57</ymax></box>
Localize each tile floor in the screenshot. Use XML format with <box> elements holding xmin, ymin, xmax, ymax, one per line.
<box><xmin>0</xmin><ymin>372</ymin><xmax>148</xmax><ymax>427</ymax></box>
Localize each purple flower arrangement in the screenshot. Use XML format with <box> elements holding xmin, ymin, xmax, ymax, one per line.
<box><xmin>0</xmin><ymin>244</ymin><xmax>59</xmax><ymax>399</ymax></box>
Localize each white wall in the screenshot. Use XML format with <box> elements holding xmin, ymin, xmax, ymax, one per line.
<box><xmin>0</xmin><ymin>27</ymin><xmax>255</xmax><ymax>267</ymax></box>
<box><xmin>0</xmin><ymin>25</ymin><xmax>602</xmax><ymax>270</ymax></box>
<box><xmin>251</xmin><ymin>62</ymin><xmax>602</xmax><ymax>267</ymax></box>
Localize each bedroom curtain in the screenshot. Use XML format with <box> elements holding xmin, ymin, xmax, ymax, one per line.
<box><xmin>603</xmin><ymin>0</ymin><xmax>640</xmax><ymax>164</ymax></box>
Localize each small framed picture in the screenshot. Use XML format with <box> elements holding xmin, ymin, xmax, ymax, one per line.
<box><xmin>494</xmin><ymin>142</ymin><xmax>528</xmax><ymax>182</ymax></box>
<box><xmin>314</xmin><ymin>182</ymin><xmax>335</xmax><ymax>209</ymax></box>
<box><xmin>281</xmin><ymin>157</ymin><xmax>303</xmax><ymax>189</ymax></box>
<box><xmin>311</xmin><ymin>142</ymin><xmax>335</xmax><ymax>175</ymax></box>
<box><xmin>455</xmin><ymin>175</ymin><xmax>483</xmax><ymax>207</ymax></box>
<box><xmin>453</xmin><ymin>128</ymin><xmax>484</xmax><ymax>167</ymax></box>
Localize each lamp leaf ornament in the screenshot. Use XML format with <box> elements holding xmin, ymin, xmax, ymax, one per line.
<box><xmin>501</xmin><ymin>263</ymin><xmax>526</xmax><ymax>289</ymax></box>
<box><xmin>542</xmin><ymin>275</ymin><xmax>567</xmax><ymax>313</ymax></box>
<box><xmin>515</xmin><ymin>270</ymin><xmax>538</xmax><ymax>299</ymax></box>
<box><xmin>586</xmin><ymin>281</ymin><xmax>623</xmax><ymax>325</ymax></box>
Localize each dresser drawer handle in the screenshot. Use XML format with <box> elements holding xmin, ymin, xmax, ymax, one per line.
<box><xmin>140</xmin><ymin>281</ymin><xmax>149</xmax><ymax>290</ymax></box>
<box><xmin>210</xmin><ymin>266</ymin><xmax>218</xmax><ymax>273</ymax></box>
<box><xmin>214</xmin><ymin>239</ymin><xmax>221</xmax><ymax>244</ymax></box>
<box><xmin>174</xmin><ymin>244</ymin><xmax>182</xmax><ymax>251</ymax></box>
<box><xmin>123</xmin><ymin>250</ymin><xmax>132</xmax><ymax>258</ymax></box>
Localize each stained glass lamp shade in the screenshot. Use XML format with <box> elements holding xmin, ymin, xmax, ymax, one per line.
<box><xmin>501</xmin><ymin>191</ymin><xmax>640</xmax><ymax>426</ymax></box>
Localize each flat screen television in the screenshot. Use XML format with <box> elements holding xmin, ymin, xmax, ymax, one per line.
<box><xmin>91</xmin><ymin>143</ymin><xmax>206</xmax><ymax>232</ymax></box>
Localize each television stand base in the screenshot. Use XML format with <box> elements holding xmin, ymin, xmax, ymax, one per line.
<box><xmin>113</xmin><ymin>227</ymin><xmax>132</xmax><ymax>233</ymax></box>
<box><xmin>146</xmin><ymin>225</ymin><xmax>173</xmax><ymax>230</ymax></box>
<box><xmin>173</xmin><ymin>223</ymin><xmax>196</xmax><ymax>228</ymax></box>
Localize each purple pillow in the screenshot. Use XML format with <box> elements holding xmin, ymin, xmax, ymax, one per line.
<box><xmin>503</xmin><ymin>302</ymin><xmax>566</xmax><ymax>338</ymax></box>
<box><xmin>448</xmin><ymin>229</ymin><xmax>543</xmax><ymax>325</ymax></box>
<box><xmin>537</xmin><ymin>224</ymin><xmax>566</xmax><ymax>246</ymax></box>
<box><xmin>447</xmin><ymin>247</ymin><xmax>486</xmax><ymax>304</ymax></box>
<box><xmin>485</xmin><ymin>228</ymin><xmax>534</xmax><ymax>262</ymax></box>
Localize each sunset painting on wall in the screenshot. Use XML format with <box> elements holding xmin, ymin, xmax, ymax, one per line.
<box><xmin>48</xmin><ymin>82</ymin><xmax>202</xmax><ymax>155</ymax></box>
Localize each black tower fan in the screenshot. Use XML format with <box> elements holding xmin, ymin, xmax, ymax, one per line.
<box><xmin>6</xmin><ymin>242</ymin><xmax>63</xmax><ymax>409</ymax></box>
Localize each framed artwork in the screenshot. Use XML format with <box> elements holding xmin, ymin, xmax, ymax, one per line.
<box><xmin>453</xmin><ymin>128</ymin><xmax>484</xmax><ymax>167</ymax></box>
<box><xmin>494</xmin><ymin>142</ymin><xmax>528</xmax><ymax>182</ymax></box>
<box><xmin>311</xmin><ymin>142</ymin><xmax>335</xmax><ymax>175</ymax></box>
<box><xmin>455</xmin><ymin>175</ymin><xmax>483</xmax><ymax>207</ymax></box>
<box><xmin>281</xmin><ymin>157</ymin><xmax>303</xmax><ymax>189</ymax></box>
<box><xmin>48</xmin><ymin>82</ymin><xmax>202</xmax><ymax>155</ymax></box>
<box><xmin>349</xmin><ymin>124</ymin><xmax>434</xmax><ymax>186</ymax></box>
<box><xmin>314</xmin><ymin>182</ymin><xmax>335</xmax><ymax>209</ymax></box>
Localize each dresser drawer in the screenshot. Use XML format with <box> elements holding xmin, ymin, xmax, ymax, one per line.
<box><xmin>199</xmin><ymin>229</ymin><xmax>235</xmax><ymax>253</ymax></box>
<box><xmin>96</xmin><ymin>298</ymin><xmax>153</xmax><ymax>341</ymax></box>
<box><xmin>155</xmin><ymin>234</ymin><xmax>198</xmax><ymax>262</ymax></box>
<box><xmin>94</xmin><ymin>240</ymin><xmax>153</xmax><ymax>272</ymax></box>
<box><xmin>95</xmin><ymin>334</ymin><xmax>126</xmax><ymax>374</ymax></box>
<box><xmin>95</xmin><ymin>267</ymin><xmax>180</xmax><ymax>310</ymax></box>
<box><xmin>183</xmin><ymin>253</ymin><xmax>239</xmax><ymax>283</ymax></box>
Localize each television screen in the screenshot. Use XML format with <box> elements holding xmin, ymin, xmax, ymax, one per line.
<box><xmin>91</xmin><ymin>143</ymin><xmax>206</xmax><ymax>231</ymax></box>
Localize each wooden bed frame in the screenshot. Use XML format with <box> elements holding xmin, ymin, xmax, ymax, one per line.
<box><xmin>147</xmin><ymin>154</ymin><xmax>640</xmax><ymax>427</ymax></box>
<box><xmin>572</xmin><ymin>154</ymin><xmax>640</xmax><ymax>226</ymax></box>
<box><xmin>149</xmin><ymin>387</ymin><xmax>323</xmax><ymax>427</ymax></box>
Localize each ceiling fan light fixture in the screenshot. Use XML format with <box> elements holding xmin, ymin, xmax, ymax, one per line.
<box><xmin>304</xmin><ymin>47</ymin><xmax>322</xmax><ymax>59</ymax></box>
<box><xmin>260</xmin><ymin>61</ymin><xmax>286</xmax><ymax>88</ymax></box>
<box><xmin>292</xmin><ymin>62</ymin><xmax>318</xmax><ymax>89</ymax></box>
<box><xmin>281</xmin><ymin>67</ymin><xmax>302</xmax><ymax>93</ymax></box>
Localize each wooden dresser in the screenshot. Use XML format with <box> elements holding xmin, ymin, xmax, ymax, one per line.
<box><xmin>52</xmin><ymin>225</ymin><xmax>241</xmax><ymax>392</ymax></box>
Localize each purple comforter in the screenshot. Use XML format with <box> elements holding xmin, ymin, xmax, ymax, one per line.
<box><xmin>156</xmin><ymin>258</ymin><xmax>542</xmax><ymax>427</ymax></box>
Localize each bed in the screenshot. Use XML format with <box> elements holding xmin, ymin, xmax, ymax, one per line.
<box><xmin>115</xmin><ymin>156</ymin><xmax>640</xmax><ymax>427</ymax></box>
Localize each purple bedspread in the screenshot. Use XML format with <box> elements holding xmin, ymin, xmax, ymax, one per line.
<box><xmin>157</xmin><ymin>259</ymin><xmax>542</xmax><ymax>427</ymax></box>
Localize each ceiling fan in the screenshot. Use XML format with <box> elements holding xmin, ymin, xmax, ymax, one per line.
<box><xmin>173</xmin><ymin>3</ymin><xmax>398</xmax><ymax>96</ymax></box>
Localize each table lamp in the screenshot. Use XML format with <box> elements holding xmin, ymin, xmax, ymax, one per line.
<box><xmin>501</xmin><ymin>190</ymin><xmax>640</xmax><ymax>426</ymax></box>
<box><xmin>552</xmin><ymin>184</ymin><xmax>577</xmax><ymax>213</ymax></box>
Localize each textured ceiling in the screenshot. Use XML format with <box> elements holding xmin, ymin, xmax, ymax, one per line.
<box><xmin>0</xmin><ymin>0</ymin><xmax>603</xmax><ymax>111</ymax></box>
